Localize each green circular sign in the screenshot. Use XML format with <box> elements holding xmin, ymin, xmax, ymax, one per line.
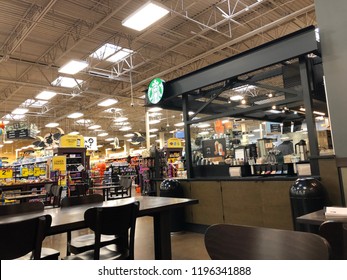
<box><xmin>148</xmin><ymin>78</ymin><xmax>164</xmax><ymax>104</ymax></box>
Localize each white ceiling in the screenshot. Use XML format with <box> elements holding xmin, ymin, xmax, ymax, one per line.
<box><xmin>0</xmin><ymin>0</ymin><xmax>316</xmax><ymax>148</ymax></box>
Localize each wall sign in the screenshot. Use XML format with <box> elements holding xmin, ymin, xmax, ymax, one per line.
<box><xmin>147</xmin><ymin>78</ymin><xmax>164</xmax><ymax>104</ymax></box>
<box><xmin>84</xmin><ymin>136</ymin><xmax>97</xmax><ymax>151</ymax></box>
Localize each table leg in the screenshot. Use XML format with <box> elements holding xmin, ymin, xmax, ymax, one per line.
<box><xmin>153</xmin><ymin>210</ymin><xmax>172</xmax><ymax>260</ymax></box>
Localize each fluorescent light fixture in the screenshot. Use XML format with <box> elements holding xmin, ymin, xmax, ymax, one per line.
<box><xmin>114</xmin><ymin>116</ymin><xmax>128</xmax><ymax>122</ymax></box>
<box><xmin>59</xmin><ymin>60</ymin><xmax>88</xmax><ymax>75</ymax></box>
<box><xmin>36</xmin><ymin>90</ymin><xmax>57</xmax><ymax>100</ymax></box>
<box><xmin>88</xmin><ymin>125</ymin><xmax>101</xmax><ymax>130</ymax></box>
<box><xmin>199</xmin><ymin>131</ymin><xmax>209</xmax><ymax>135</ymax></box>
<box><xmin>197</xmin><ymin>123</ymin><xmax>210</xmax><ymax>128</ymax></box>
<box><xmin>119</xmin><ymin>126</ymin><xmax>132</xmax><ymax>131</ymax></box>
<box><xmin>12</xmin><ymin>108</ymin><xmax>29</xmax><ymax>115</ymax></box>
<box><xmin>149</xmin><ymin>134</ymin><xmax>157</xmax><ymax>138</ymax></box>
<box><xmin>148</xmin><ymin>112</ymin><xmax>162</xmax><ymax>117</ymax></box>
<box><xmin>174</xmin><ymin>122</ymin><xmax>184</xmax><ymax>127</ymax></box>
<box><xmin>230</xmin><ymin>95</ymin><xmax>244</xmax><ymax>101</ymax></box>
<box><xmin>76</xmin><ymin>119</ymin><xmax>92</xmax><ymax>125</ymax></box>
<box><xmin>126</xmin><ymin>138</ymin><xmax>132</xmax><ymax>142</ymax></box>
<box><xmin>149</xmin><ymin>119</ymin><xmax>160</xmax><ymax>125</ymax></box>
<box><xmin>233</xmin><ymin>85</ymin><xmax>256</xmax><ymax>92</ymax></box>
<box><xmin>68</xmin><ymin>131</ymin><xmax>80</xmax><ymax>135</ymax></box>
<box><xmin>114</xmin><ymin>122</ymin><xmax>130</xmax><ymax>126</ymax></box>
<box><xmin>1</xmin><ymin>120</ymin><xmax>10</xmax><ymax>124</ymax></box>
<box><xmin>148</xmin><ymin>107</ymin><xmax>162</xmax><ymax>112</ymax></box>
<box><xmin>98</xmin><ymin>98</ymin><xmax>118</xmax><ymax>107</ymax></box>
<box><xmin>90</xmin><ymin>43</ymin><xmax>121</xmax><ymax>60</ymax></box>
<box><xmin>45</xmin><ymin>122</ymin><xmax>59</xmax><ymax>128</ymax></box>
<box><xmin>4</xmin><ymin>114</ymin><xmax>25</xmax><ymax>120</ymax></box>
<box><xmin>122</xmin><ymin>1</ymin><xmax>169</xmax><ymax>31</ymax></box>
<box><xmin>105</xmin><ymin>138</ymin><xmax>114</xmax><ymax>142</ymax></box>
<box><xmin>22</xmin><ymin>99</ymin><xmax>48</xmax><ymax>108</ymax></box>
<box><xmin>67</xmin><ymin>112</ymin><xmax>84</xmax><ymax>119</ymax></box>
<box><xmin>4</xmin><ymin>140</ymin><xmax>13</xmax><ymax>144</ymax></box>
<box><xmin>313</xmin><ymin>111</ymin><xmax>325</xmax><ymax>116</ymax></box>
<box><xmin>107</xmin><ymin>48</ymin><xmax>133</xmax><ymax>63</ymax></box>
<box><xmin>97</xmin><ymin>132</ymin><xmax>109</xmax><ymax>137</ymax></box>
<box><xmin>149</xmin><ymin>128</ymin><xmax>159</xmax><ymax>132</ymax></box>
<box><xmin>51</xmin><ymin>76</ymin><xmax>83</xmax><ymax>88</ymax></box>
<box><xmin>124</xmin><ymin>133</ymin><xmax>135</xmax><ymax>138</ymax></box>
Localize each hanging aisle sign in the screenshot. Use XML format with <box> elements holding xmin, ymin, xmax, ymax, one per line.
<box><xmin>147</xmin><ymin>78</ymin><xmax>165</xmax><ymax>104</ymax></box>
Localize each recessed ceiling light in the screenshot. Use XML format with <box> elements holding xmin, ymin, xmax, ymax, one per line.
<box><xmin>45</xmin><ymin>122</ymin><xmax>59</xmax><ymax>128</ymax></box>
<box><xmin>122</xmin><ymin>1</ymin><xmax>170</xmax><ymax>31</ymax></box>
<box><xmin>98</xmin><ymin>98</ymin><xmax>118</xmax><ymax>107</ymax></box>
<box><xmin>36</xmin><ymin>90</ymin><xmax>57</xmax><ymax>100</ymax></box>
<box><xmin>59</xmin><ymin>60</ymin><xmax>88</xmax><ymax>75</ymax></box>
<box><xmin>88</xmin><ymin>125</ymin><xmax>101</xmax><ymax>130</ymax></box>
<box><xmin>12</xmin><ymin>108</ymin><xmax>29</xmax><ymax>115</ymax></box>
<box><xmin>67</xmin><ymin>112</ymin><xmax>84</xmax><ymax>119</ymax></box>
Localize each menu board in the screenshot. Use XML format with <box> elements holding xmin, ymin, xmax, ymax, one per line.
<box><xmin>202</xmin><ymin>138</ymin><xmax>226</xmax><ymax>158</ymax></box>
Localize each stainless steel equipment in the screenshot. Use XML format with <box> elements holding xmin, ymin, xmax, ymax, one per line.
<box><xmin>295</xmin><ymin>139</ymin><xmax>308</xmax><ymax>161</ymax></box>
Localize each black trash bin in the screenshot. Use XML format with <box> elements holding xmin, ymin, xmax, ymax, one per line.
<box><xmin>160</xmin><ymin>179</ymin><xmax>185</xmax><ymax>232</ymax></box>
<box><xmin>289</xmin><ymin>177</ymin><xmax>327</xmax><ymax>233</ymax></box>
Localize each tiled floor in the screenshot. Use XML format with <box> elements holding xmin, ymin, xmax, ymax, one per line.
<box><xmin>43</xmin><ymin>216</ymin><xmax>210</xmax><ymax>260</ymax></box>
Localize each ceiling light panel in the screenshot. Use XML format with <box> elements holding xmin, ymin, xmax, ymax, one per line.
<box><xmin>51</xmin><ymin>76</ymin><xmax>83</xmax><ymax>88</ymax></box>
<box><xmin>12</xmin><ymin>108</ymin><xmax>29</xmax><ymax>115</ymax></box>
<box><xmin>98</xmin><ymin>99</ymin><xmax>118</xmax><ymax>107</ymax></box>
<box><xmin>45</xmin><ymin>122</ymin><xmax>59</xmax><ymax>128</ymax></box>
<box><xmin>67</xmin><ymin>112</ymin><xmax>84</xmax><ymax>119</ymax></box>
<box><xmin>59</xmin><ymin>60</ymin><xmax>88</xmax><ymax>75</ymax></box>
<box><xmin>36</xmin><ymin>91</ymin><xmax>57</xmax><ymax>100</ymax></box>
<box><xmin>122</xmin><ymin>2</ymin><xmax>170</xmax><ymax>31</ymax></box>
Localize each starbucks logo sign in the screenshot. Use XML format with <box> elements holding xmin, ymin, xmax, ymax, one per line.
<box><xmin>148</xmin><ymin>78</ymin><xmax>164</xmax><ymax>104</ymax></box>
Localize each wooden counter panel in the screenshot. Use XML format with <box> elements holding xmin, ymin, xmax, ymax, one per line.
<box><xmin>190</xmin><ymin>181</ymin><xmax>223</xmax><ymax>225</ymax></box>
<box><xmin>260</xmin><ymin>180</ymin><xmax>293</xmax><ymax>230</ymax></box>
<box><xmin>221</xmin><ymin>181</ymin><xmax>262</xmax><ymax>227</ymax></box>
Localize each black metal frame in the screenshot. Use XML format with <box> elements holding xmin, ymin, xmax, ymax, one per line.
<box><xmin>146</xmin><ymin>26</ymin><xmax>324</xmax><ymax>178</ymax></box>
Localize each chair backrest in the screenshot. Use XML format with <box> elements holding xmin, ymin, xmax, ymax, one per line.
<box><xmin>60</xmin><ymin>193</ymin><xmax>103</xmax><ymax>208</ymax></box>
<box><xmin>319</xmin><ymin>221</ymin><xmax>347</xmax><ymax>260</ymax></box>
<box><xmin>45</xmin><ymin>185</ymin><xmax>63</xmax><ymax>208</ymax></box>
<box><xmin>120</xmin><ymin>176</ymin><xmax>132</xmax><ymax>190</ymax></box>
<box><xmin>204</xmin><ymin>223</ymin><xmax>331</xmax><ymax>260</ymax></box>
<box><xmin>0</xmin><ymin>214</ymin><xmax>52</xmax><ymax>259</ymax></box>
<box><xmin>0</xmin><ymin>201</ymin><xmax>44</xmax><ymax>216</ymax></box>
<box><xmin>84</xmin><ymin>201</ymin><xmax>139</xmax><ymax>260</ymax></box>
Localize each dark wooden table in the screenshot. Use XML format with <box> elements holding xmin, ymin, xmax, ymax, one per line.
<box><xmin>0</xmin><ymin>196</ymin><xmax>198</xmax><ymax>260</ymax></box>
<box><xmin>297</xmin><ymin>209</ymin><xmax>347</xmax><ymax>225</ymax></box>
<box><xmin>89</xmin><ymin>184</ymin><xmax>121</xmax><ymax>201</ymax></box>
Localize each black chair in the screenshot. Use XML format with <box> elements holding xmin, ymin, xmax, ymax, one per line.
<box><xmin>44</xmin><ymin>184</ymin><xmax>62</xmax><ymax>208</ymax></box>
<box><xmin>0</xmin><ymin>214</ymin><xmax>52</xmax><ymax>260</ymax></box>
<box><xmin>204</xmin><ymin>223</ymin><xmax>331</xmax><ymax>260</ymax></box>
<box><xmin>319</xmin><ymin>221</ymin><xmax>347</xmax><ymax>260</ymax></box>
<box><xmin>60</xmin><ymin>194</ymin><xmax>117</xmax><ymax>256</ymax></box>
<box><xmin>64</xmin><ymin>201</ymin><xmax>139</xmax><ymax>260</ymax></box>
<box><xmin>0</xmin><ymin>201</ymin><xmax>60</xmax><ymax>260</ymax></box>
<box><xmin>110</xmin><ymin>176</ymin><xmax>132</xmax><ymax>198</ymax></box>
